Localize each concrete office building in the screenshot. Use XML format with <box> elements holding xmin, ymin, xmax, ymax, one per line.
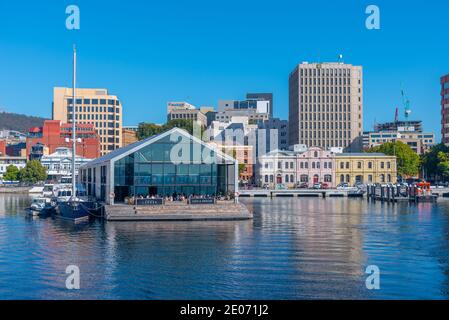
<box><xmin>52</xmin><ymin>87</ymin><xmax>123</xmax><ymax>156</ymax></box>
<box><xmin>216</xmin><ymin>99</ymin><xmax>270</xmax><ymax>123</ymax></box>
<box><xmin>363</xmin><ymin>130</ymin><xmax>435</xmax><ymax>155</ymax></box>
<box><xmin>257</xmin><ymin>118</ymin><xmax>289</xmax><ymax>151</ymax></box>
<box><xmin>289</xmin><ymin>62</ymin><xmax>363</xmax><ymax>151</ymax></box>
<box><xmin>441</xmin><ymin>74</ymin><xmax>449</xmax><ymax>145</ymax></box>
<box><xmin>167</xmin><ymin>101</ymin><xmax>207</xmax><ymax>128</ymax></box>
<box><xmin>375</xmin><ymin>120</ymin><xmax>423</xmax><ymax>133</ymax></box>
<box><xmin>246</xmin><ymin>93</ymin><xmax>273</xmax><ymax>117</ymax></box>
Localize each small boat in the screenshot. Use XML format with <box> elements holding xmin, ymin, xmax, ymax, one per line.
<box><xmin>54</xmin><ymin>185</ymin><xmax>99</xmax><ymax>222</ymax></box>
<box><xmin>29</xmin><ymin>197</ymin><xmax>57</xmax><ymax>216</ymax></box>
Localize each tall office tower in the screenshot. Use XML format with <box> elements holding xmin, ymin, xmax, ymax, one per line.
<box><xmin>441</xmin><ymin>74</ymin><xmax>449</xmax><ymax>145</ymax></box>
<box><xmin>246</xmin><ymin>93</ymin><xmax>273</xmax><ymax>117</ymax></box>
<box><xmin>53</xmin><ymin>87</ymin><xmax>123</xmax><ymax>156</ymax></box>
<box><xmin>289</xmin><ymin>62</ymin><xmax>363</xmax><ymax>151</ymax></box>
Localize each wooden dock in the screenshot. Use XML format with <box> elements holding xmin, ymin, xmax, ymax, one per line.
<box><xmin>367</xmin><ymin>185</ymin><xmax>438</xmax><ymax>203</ymax></box>
<box><xmin>104</xmin><ymin>201</ymin><xmax>253</xmax><ymax>221</ymax></box>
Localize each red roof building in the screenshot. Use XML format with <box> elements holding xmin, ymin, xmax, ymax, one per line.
<box><xmin>26</xmin><ymin>120</ymin><xmax>100</xmax><ymax>159</ymax></box>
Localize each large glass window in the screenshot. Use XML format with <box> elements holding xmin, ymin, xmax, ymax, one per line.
<box><xmin>113</xmin><ymin>136</ymin><xmax>234</xmax><ymax>199</ymax></box>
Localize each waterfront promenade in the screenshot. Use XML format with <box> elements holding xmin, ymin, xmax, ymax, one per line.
<box><xmin>105</xmin><ymin>200</ymin><xmax>252</xmax><ymax>221</ymax></box>
<box><xmin>239</xmin><ymin>187</ymin><xmax>449</xmax><ymax>198</ymax></box>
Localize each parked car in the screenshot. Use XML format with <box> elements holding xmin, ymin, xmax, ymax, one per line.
<box><xmin>296</xmin><ymin>182</ymin><xmax>308</xmax><ymax>189</ymax></box>
<box><xmin>276</xmin><ymin>184</ymin><xmax>287</xmax><ymax>190</ymax></box>
<box><xmin>312</xmin><ymin>183</ymin><xmax>322</xmax><ymax>189</ymax></box>
<box><xmin>337</xmin><ymin>182</ymin><xmax>350</xmax><ymax>189</ymax></box>
<box><xmin>262</xmin><ymin>184</ymin><xmax>270</xmax><ymax>190</ymax></box>
<box><xmin>321</xmin><ymin>182</ymin><xmax>329</xmax><ymax>189</ymax></box>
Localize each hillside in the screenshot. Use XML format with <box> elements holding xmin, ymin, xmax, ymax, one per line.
<box><xmin>0</xmin><ymin>112</ymin><xmax>47</xmax><ymax>133</ymax></box>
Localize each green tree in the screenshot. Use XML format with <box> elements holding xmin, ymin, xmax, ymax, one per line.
<box><xmin>2</xmin><ymin>165</ymin><xmax>20</xmax><ymax>181</ymax></box>
<box><xmin>421</xmin><ymin>143</ymin><xmax>449</xmax><ymax>181</ymax></box>
<box><xmin>137</xmin><ymin>119</ymin><xmax>204</xmax><ymax>140</ymax></box>
<box><xmin>367</xmin><ymin>141</ymin><xmax>420</xmax><ymax>178</ymax></box>
<box><xmin>18</xmin><ymin>160</ymin><xmax>47</xmax><ymax>183</ymax></box>
<box><xmin>137</xmin><ymin>122</ymin><xmax>163</xmax><ymax>140</ymax></box>
<box><xmin>437</xmin><ymin>151</ymin><xmax>449</xmax><ymax>179</ymax></box>
<box><xmin>163</xmin><ymin>119</ymin><xmax>204</xmax><ymax>136</ymax></box>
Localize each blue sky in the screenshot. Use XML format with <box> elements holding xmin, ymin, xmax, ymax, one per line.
<box><xmin>0</xmin><ymin>0</ymin><xmax>448</xmax><ymax>140</ymax></box>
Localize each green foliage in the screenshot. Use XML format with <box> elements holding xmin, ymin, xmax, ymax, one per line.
<box><xmin>137</xmin><ymin>119</ymin><xmax>204</xmax><ymax>140</ymax></box>
<box><xmin>2</xmin><ymin>165</ymin><xmax>20</xmax><ymax>181</ymax></box>
<box><xmin>367</xmin><ymin>141</ymin><xmax>420</xmax><ymax>177</ymax></box>
<box><xmin>238</xmin><ymin>163</ymin><xmax>246</xmax><ymax>176</ymax></box>
<box><xmin>421</xmin><ymin>143</ymin><xmax>449</xmax><ymax>181</ymax></box>
<box><xmin>137</xmin><ymin>122</ymin><xmax>163</xmax><ymax>140</ymax></box>
<box><xmin>437</xmin><ymin>152</ymin><xmax>449</xmax><ymax>178</ymax></box>
<box><xmin>18</xmin><ymin>160</ymin><xmax>47</xmax><ymax>183</ymax></box>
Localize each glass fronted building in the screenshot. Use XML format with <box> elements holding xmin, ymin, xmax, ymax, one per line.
<box><xmin>79</xmin><ymin>128</ymin><xmax>238</xmax><ymax>204</ymax></box>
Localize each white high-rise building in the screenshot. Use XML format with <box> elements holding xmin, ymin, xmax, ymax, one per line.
<box><xmin>289</xmin><ymin>62</ymin><xmax>363</xmax><ymax>151</ymax></box>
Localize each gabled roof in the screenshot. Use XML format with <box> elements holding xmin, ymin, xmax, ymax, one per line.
<box><xmin>81</xmin><ymin>127</ymin><xmax>237</xmax><ymax>168</ymax></box>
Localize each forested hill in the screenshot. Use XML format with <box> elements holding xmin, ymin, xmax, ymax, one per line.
<box><xmin>0</xmin><ymin>112</ymin><xmax>47</xmax><ymax>133</ymax></box>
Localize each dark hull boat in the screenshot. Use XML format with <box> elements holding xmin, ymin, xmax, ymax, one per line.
<box><xmin>57</xmin><ymin>200</ymin><xmax>96</xmax><ymax>222</ymax></box>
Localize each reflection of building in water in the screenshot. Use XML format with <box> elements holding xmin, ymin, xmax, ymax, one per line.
<box><xmin>254</xmin><ymin>198</ymin><xmax>366</xmax><ymax>298</ymax></box>
<box><xmin>0</xmin><ymin>194</ymin><xmax>30</xmax><ymax>216</ymax></box>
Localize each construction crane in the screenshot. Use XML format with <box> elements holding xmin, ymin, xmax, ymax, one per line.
<box><xmin>401</xmin><ymin>85</ymin><xmax>412</xmax><ymax>119</ymax></box>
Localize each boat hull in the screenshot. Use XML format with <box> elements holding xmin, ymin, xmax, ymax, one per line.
<box><xmin>57</xmin><ymin>201</ymin><xmax>96</xmax><ymax>222</ymax></box>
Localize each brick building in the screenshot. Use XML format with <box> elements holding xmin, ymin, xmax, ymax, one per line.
<box><xmin>441</xmin><ymin>74</ymin><xmax>449</xmax><ymax>145</ymax></box>
<box><xmin>26</xmin><ymin>120</ymin><xmax>100</xmax><ymax>160</ymax></box>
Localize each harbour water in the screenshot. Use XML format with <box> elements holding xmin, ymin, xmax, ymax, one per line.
<box><xmin>1</xmin><ymin>194</ymin><xmax>449</xmax><ymax>300</ymax></box>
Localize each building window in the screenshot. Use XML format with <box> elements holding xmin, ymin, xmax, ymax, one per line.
<box><xmin>368</xmin><ymin>162</ymin><xmax>373</xmax><ymax>169</ymax></box>
<box><xmin>324</xmin><ymin>175</ymin><xmax>332</xmax><ymax>182</ymax></box>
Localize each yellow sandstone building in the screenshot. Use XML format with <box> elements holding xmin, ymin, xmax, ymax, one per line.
<box><xmin>335</xmin><ymin>153</ymin><xmax>397</xmax><ymax>185</ymax></box>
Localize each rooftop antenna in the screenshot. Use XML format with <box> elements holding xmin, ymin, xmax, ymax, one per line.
<box><xmin>338</xmin><ymin>54</ymin><xmax>344</xmax><ymax>64</ymax></box>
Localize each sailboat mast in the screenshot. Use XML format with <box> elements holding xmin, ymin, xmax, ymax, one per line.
<box><xmin>72</xmin><ymin>45</ymin><xmax>77</xmax><ymax>198</ymax></box>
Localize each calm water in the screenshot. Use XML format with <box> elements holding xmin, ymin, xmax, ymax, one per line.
<box><xmin>1</xmin><ymin>194</ymin><xmax>449</xmax><ymax>300</ymax></box>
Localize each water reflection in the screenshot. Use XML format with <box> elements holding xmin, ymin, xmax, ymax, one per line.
<box><xmin>1</xmin><ymin>194</ymin><xmax>449</xmax><ymax>299</ymax></box>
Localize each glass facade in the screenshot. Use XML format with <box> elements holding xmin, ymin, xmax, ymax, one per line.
<box><xmin>112</xmin><ymin>135</ymin><xmax>234</xmax><ymax>201</ymax></box>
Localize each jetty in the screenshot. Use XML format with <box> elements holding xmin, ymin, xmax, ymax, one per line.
<box><xmin>367</xmin><ymin>183</ymin><xmax>439</xmax><ymax>203</ymax></box>
<box><xmin>104</xmin><ymin>200</ymin><xmax>252</xmax><ymax>221</ymax></box>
